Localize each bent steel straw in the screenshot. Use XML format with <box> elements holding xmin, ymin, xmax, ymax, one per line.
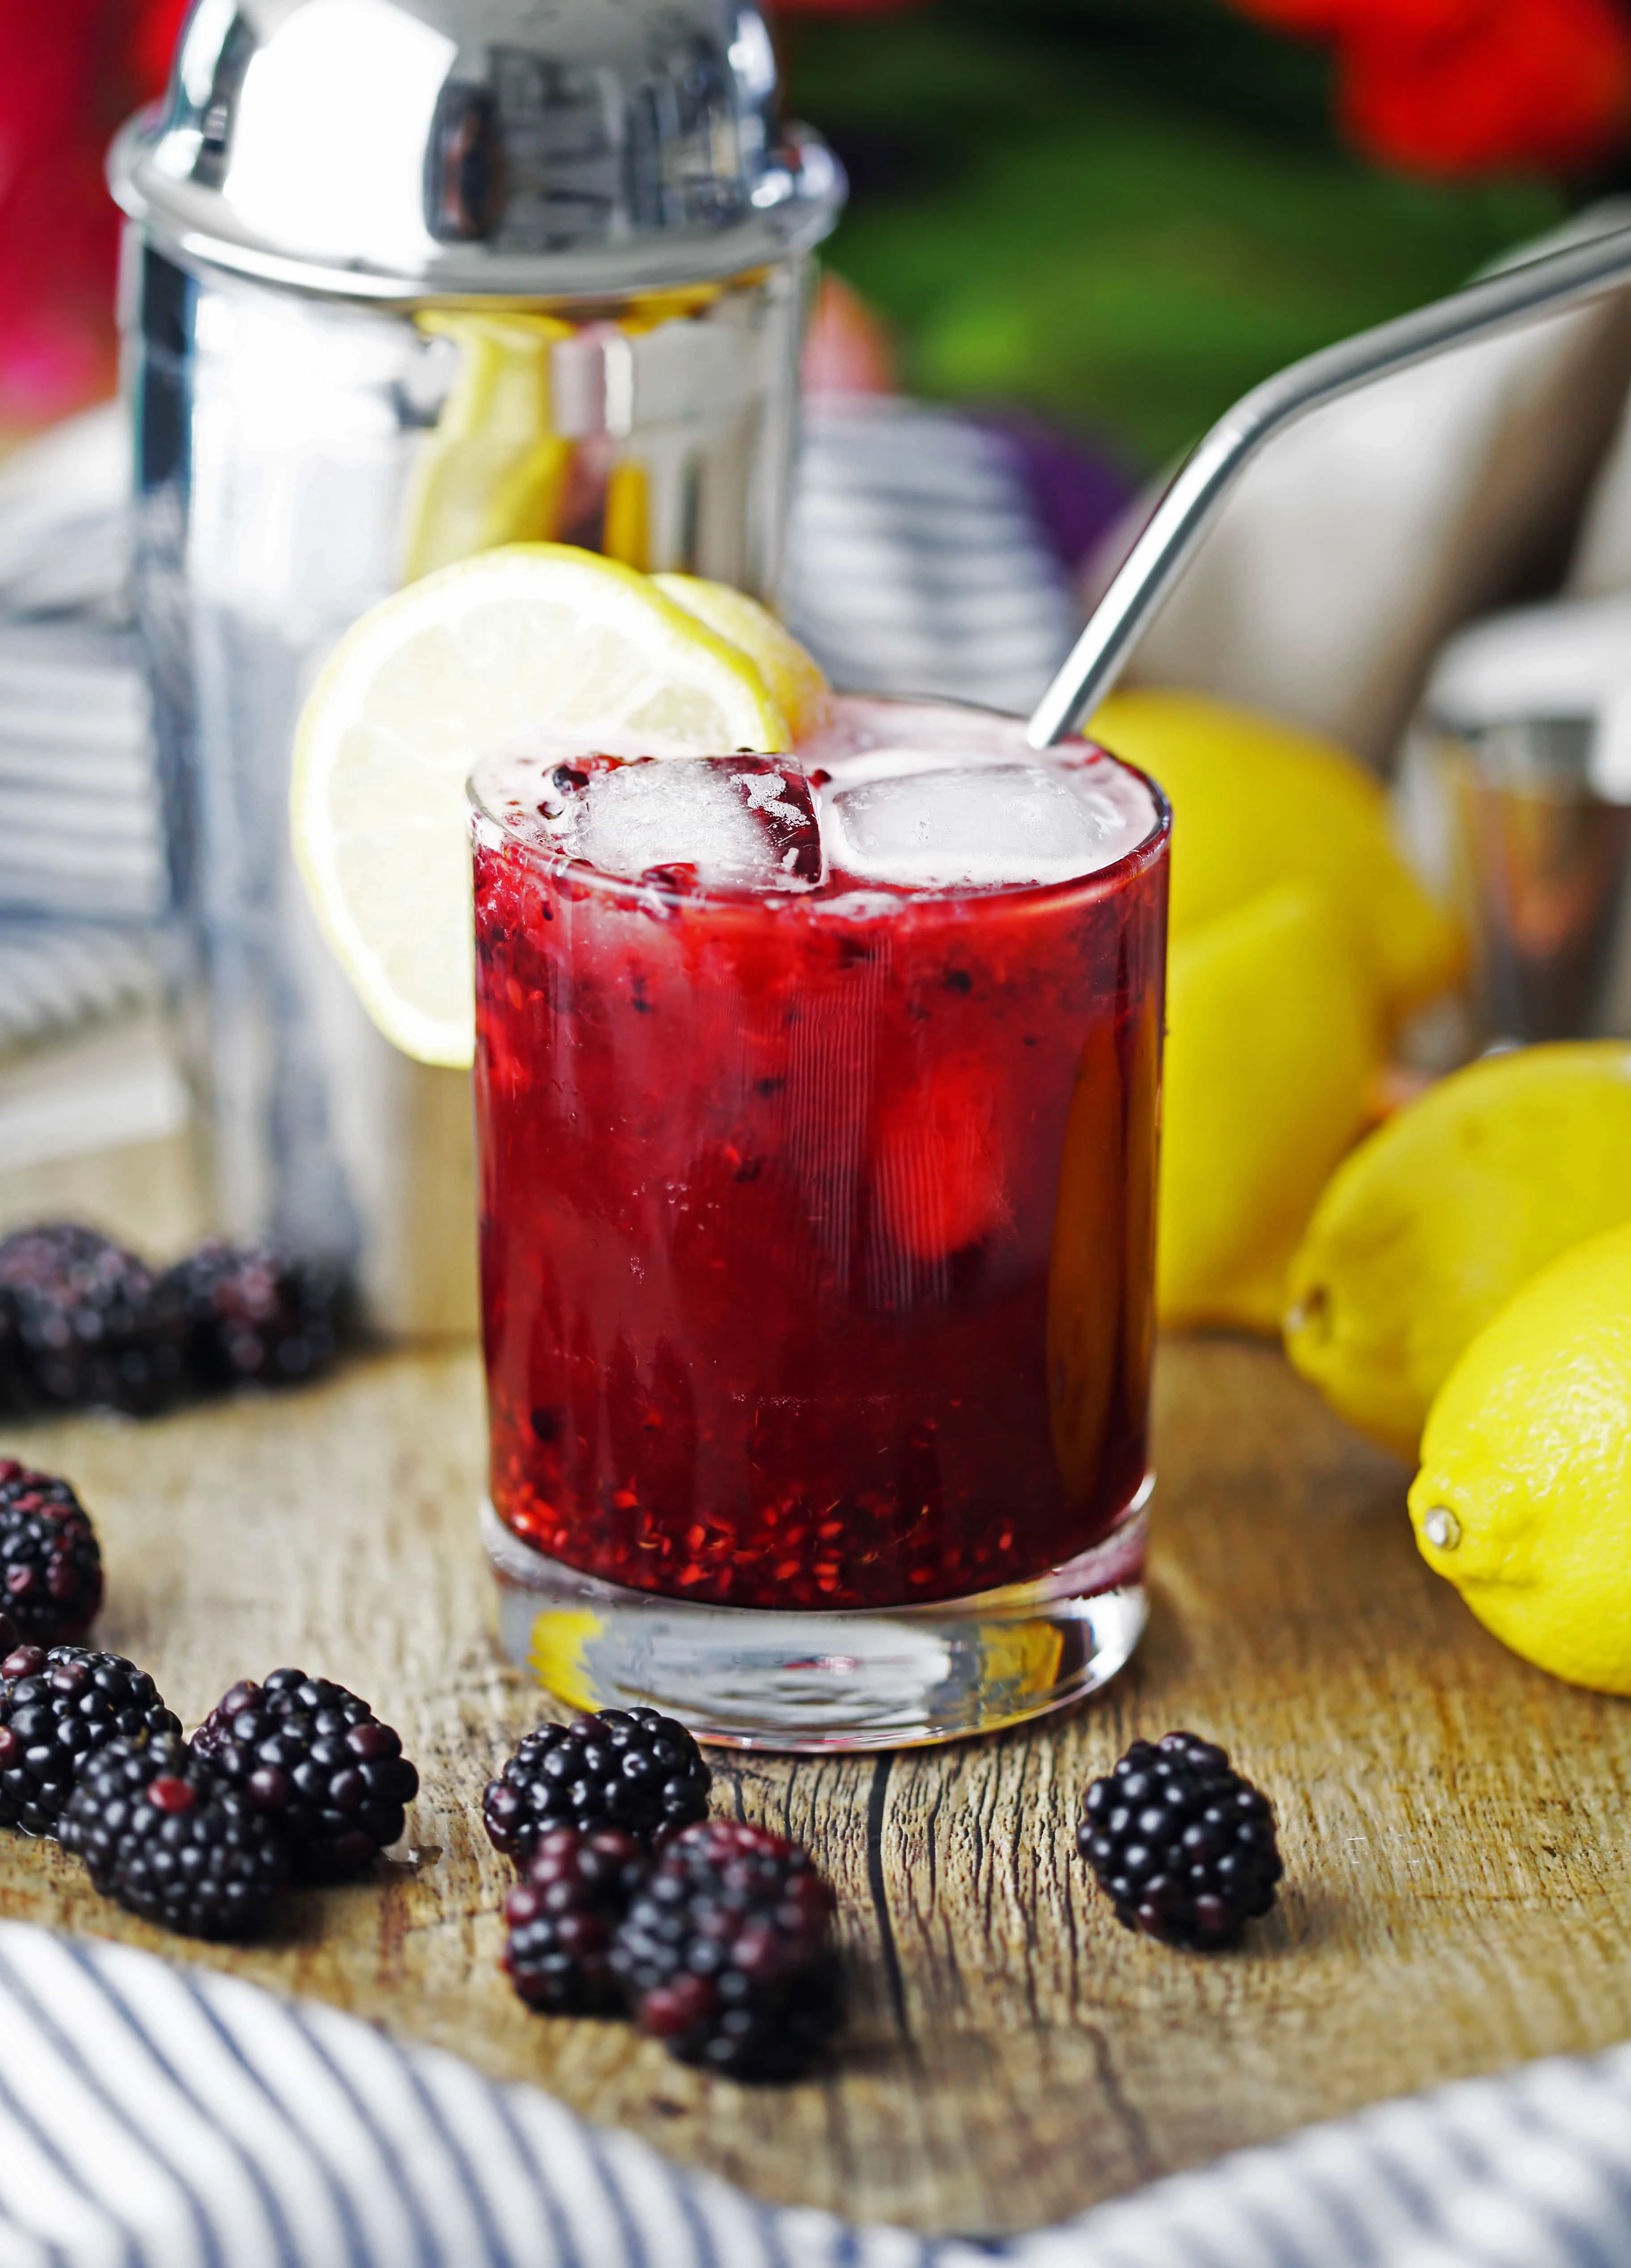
<box><xmin>1026</xmin><ymin>222</ymin><xmax>1631</xmax><ymax>750</ymax></box>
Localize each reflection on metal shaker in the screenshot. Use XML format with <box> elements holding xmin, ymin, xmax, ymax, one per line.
<box><xmin>1405</xmin><ymin>595</ymin><xmax>1631</xmax><ymax>1052</ymax></box>
<box><xmin>109</xmin><ymin>0</ymin><xmax>843</xmax><ymax>1333</ymax></box>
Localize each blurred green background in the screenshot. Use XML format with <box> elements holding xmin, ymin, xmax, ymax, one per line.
<box><xmin>783</xmin><ymin>0</ymin><xmax>1569</xmax><ymax>470</ymax></box>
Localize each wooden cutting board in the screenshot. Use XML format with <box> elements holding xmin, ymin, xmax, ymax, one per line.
<box><xmin>2</xmin><ymin>1328</ymin><xmax>1628</xmax><ymax>2240</ymax></box>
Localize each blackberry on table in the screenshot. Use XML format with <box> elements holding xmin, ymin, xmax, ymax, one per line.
<box><xmin>0</xmin><ymin>1289</ymin><xmax>34</xmax><ymax>1415</ymax></box>
<box><xmin>0</xmin><ymin>1644</ymin><xmax>180</xmax><ymax>1838</ymax></box>
<box><xmin>0</xmin><ymin>1223</ymin><xmax>186</xmax><ymax>1415</ymax></box>
<box><xmin>1077</xmin><ymin>1730</ymin><xmax>1282</xmax><ymax>1951</ymax></box>
<box><xmin>611</xmin><ymin>1820</ymin><xmax>842</xmax><ymax>2081</ymax></box>
<box><xmin>483</xmin><ymin>1707</ymin><xmax>711</xmax><ymax>1861</ymax></box>
<box><xmin>60</xmin><ymin>1732</ymin><xmax>285</xmax><ymax>1940</ymax></box>
<box><xmin>164</xmin><ymin>1243</ymin><xmax>346</xmax><ymax>1391</ymax></box>
<box><xmin>191</xmin><ymin>1668</ymin><xmax>418</xmax><ymax>1881</ymax></box>
<box><xmin>503</xmin><ymin>1827</ymin><xmax>649</xmax><ymax>2015</ymax></box>
<box><xmin>0</xmin><ymin>1463</ymin><xmax>103</xmax><ymax>1644</ymax></box>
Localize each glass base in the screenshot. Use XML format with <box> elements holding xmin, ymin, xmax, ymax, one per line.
<box><xmin>482</xmin><ymin>1483</ymin><xmax>1151</xmax><ymax>1752</ymax></box>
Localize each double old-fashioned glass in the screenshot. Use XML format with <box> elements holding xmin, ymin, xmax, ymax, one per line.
<box><xmin>473</xmin><ymin>696</ymin><xmax>1170</xmax><ymax>1749</ymax></box>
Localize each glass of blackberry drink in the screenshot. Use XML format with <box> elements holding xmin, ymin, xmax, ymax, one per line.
<box><xmin>473</xmin><ymin>697</ymin><xmax>1169</xmax><ymax>1748</ymax></box>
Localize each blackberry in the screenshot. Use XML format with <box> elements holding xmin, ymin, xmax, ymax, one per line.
<box><xmin>1077</xmin><ymin>1731</ymin><xmax>1283</xmax><ymax>1950</ymax></box>
<box><xmin>0</xmin><ymin>1463</ymin><xmax>103</xmax><ymax>1644</ymax></box>
<box><xmin>191</xmin><ymin>1668</ymin><xmax>418</xmax><ymax>1881</ymax></box>
<box><xmin>611</xmin><ymin>1821</ymin><xmax>842</xmax><ymax>2081</ymax></box>
<box><xmin>0</xmin><ymin>1644</ymin><xmax>180</xmax><ymax>1837</ymax></box>
<box><xmin>502</xmin><ymin>1828</ymin><xmax>649</xmax><ymax>2015</ymax></box>
<box><xmin>164</xmin><ymin>1242</ymin><xmax>347</xmax><ymax>1391</ymax></box>
<box><xmin>0</xmin><ymin>1288</ymin><xmax>34</xmax><ymax>1415</ymax></box>
<box><xmin>60</xmin><ymin>1732</ymin><xmax>285</xmax><ymax>1940</ymax></box>
<box><xmin>0</xmin><ymin>1223</ymin><xmax>185</xmax><ymax>1415</ymax></box>
<box><xmin>483</xmin><ymin>1708</ymin><xmax>711</xmax><ymax>1861</ymax></box>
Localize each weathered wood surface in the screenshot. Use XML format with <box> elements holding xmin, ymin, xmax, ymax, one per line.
<box><xmin>2</xmin><ymin>1332</ymin><xmax>1629</xmax><ymax>2240</ymax></box>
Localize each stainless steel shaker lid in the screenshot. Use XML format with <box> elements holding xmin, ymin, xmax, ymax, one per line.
<box><xmin>109</xmin><ymin>0</ymin><xmax>844</xmax><ymax>299</ymax></box>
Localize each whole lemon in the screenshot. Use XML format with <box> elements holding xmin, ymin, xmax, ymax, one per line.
<box><xmin>1158</xmin><ymin>880</ymin><xmax>1379</xmax><ymax>1332</ymax></box>
<box><xmin>1090</xmin><ymin>688</ymin><xmax>1463</xmax><ymax>1025</ymax></box>
<box><xmin>1409</xmin><ymin>1222</ymin><xmax>1631</xmax><ymax>1691</ymax></box>
<box><xmin>1286</xmin><ymin>1042</ymin><xmax>1631</xmax><ymax>1460</ymax></box>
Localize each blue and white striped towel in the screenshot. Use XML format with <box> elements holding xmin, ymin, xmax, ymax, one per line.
<box><xmin>784</xmin><ymin>397</ymin><xmax>1081</xmax><ymax>717</ymax></box>
<box><xmin>2</xmin><ymin>1920</ymin><xmax>1630</xmax><ymax>2268</ymax></box>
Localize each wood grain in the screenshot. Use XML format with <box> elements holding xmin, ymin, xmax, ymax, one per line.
<box><xmin>2</xmin><ymin>1331</ymin><xmax>1629</xmax><ymax>2240</ymax></box>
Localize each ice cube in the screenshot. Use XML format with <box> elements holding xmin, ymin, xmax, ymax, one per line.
<box><xmin>560</xmin><ymin>755</ymin><xmax>822</xmax><ymax>890</ymax></box>
<box><xmin>822</xmin><ymin>760</ymin><xmax>1149</xmax><ymax>889</ymax></box>
<box><xmin>801</xmin><ymin>697</ymin><xmax>1037</xmax><ymax>779</ymax></box>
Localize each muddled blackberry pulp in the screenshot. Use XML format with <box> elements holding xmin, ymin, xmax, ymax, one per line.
<box><xmin>473</xmin><ymin>699</ymin><xmax>1168</xmax><ymax>1611</ymax></box>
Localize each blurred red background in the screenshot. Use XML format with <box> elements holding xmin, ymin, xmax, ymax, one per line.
<box><xmin>1232</xmin><ymin>0</ymin><xmax>1631</xmax><ymax>175</ymax></box>
<box><xmin>1</xmin><ymin>0</ymin><xmax>1627</xmax><ymax>440</ymax></box>
<box><xmin>0</xmin><ymin>0</ymin><xmax>186</xmax><ymax>431</ymax></box>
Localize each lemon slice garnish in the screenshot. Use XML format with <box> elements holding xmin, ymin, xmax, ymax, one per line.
<box><xmin>291</xmin><ymin>542</ymin><xmax>792</xmax><ymax>1068</ymax></box>
<box><xmin>654</xmin><ymin>572</ymin><xmax>832</xmax><ymax>741</ymax></box>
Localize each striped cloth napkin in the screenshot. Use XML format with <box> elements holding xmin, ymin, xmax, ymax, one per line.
<box><xmin>783</xmin><ymin>396</ymin><xmax>1082</xmax><ymax>717</ymax></box>
<box><xmin>0</xmin><ymin>1920</ymin><xmax>1628</xmax><ymax>2268</ymax></box>
<box><xmin>0</xmin><ymin>415</ymin><xmax>161</xmax><ymax>1067</ymax></box>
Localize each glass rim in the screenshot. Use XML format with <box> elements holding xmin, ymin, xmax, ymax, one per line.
<box><xmin>465</xmin><ymin>704</ymin><xmax>1173</xmax><ymax>919</ymax></box>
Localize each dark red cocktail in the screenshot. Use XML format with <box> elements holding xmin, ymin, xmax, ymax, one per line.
<box><xmin>473</xmin><ymin>696</ymin><xmax>1167</xmax><ymax>1734</ymax></box>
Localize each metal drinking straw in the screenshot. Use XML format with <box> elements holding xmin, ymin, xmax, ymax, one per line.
<box><xmin>1027</xmin><ymin>222</ymin><xmax>1631</xmax><ymax>750</ymax></box>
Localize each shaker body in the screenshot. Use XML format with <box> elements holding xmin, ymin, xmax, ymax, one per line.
<box><xmin>124</xmin><ymin>234</ymin><xmax>807</xmax><ymax>1332</ymax></box>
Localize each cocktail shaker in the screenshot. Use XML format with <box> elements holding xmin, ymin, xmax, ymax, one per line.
<box><xmin>109</xmin><ymin>0</ymin><xmax>843</xmax><ymax>1332</ymax></box>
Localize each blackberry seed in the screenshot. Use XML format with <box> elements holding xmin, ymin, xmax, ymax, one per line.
<box><xmin>612</xmin><ymin>1820</ymin><xmax>842</xmax><ymax>2082</ymax></box>
<box><xmin>483</xmin><ymin>1707</ymin><xmax>710</xmax><ymax>1862</ymax></box>
<box><xmin>192</xmin><ymin>1668</ymin><xmax>418</xmax><ymax>1881</ymax></box>
<box><xmin>503</xmin><ymin>1827</ymin><xmax>649</xmax><ymax>2015</ymax></box>
<box><xmin>0</xmin><ymin>1644</ymin><xmax>180</xmax><ymax>1838</ymax></box>
<box><xmin>60</xmin><ymin>1732</ymin><xmax>285</xmax><ymax>1940</ymax></box>
<box><xmin>1077</xmin><ymin>1730</ymin><xmax>1283</xmax><ymax>1950</ymax></box>
<box><xmin>0</xmin><ymin>1223</ymin><xmax>186</xmax><ymax>1415</ymax></box>
<box><xmin>0</xmin><ymin>1463</ymin><xmax>103</xmax><ymax>1644</ymax></box>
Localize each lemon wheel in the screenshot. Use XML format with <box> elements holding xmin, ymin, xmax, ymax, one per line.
<box><xmin>291</xmin><ymin>543</ymin><xmax>793</xmax><ymax>1068</ymax></box>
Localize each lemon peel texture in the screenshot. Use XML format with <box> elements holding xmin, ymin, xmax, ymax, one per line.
<box><xmin>1157</xmin><ymin>879</ymin><xmax>1380</xmax><ymax>1334</ymax></box>
<box><xmin>1287</xmin><ymin>1041</ymin><xmax>1631</xmax><ymax>1460</ymax></box>
<box><xmin>1409</xmin><ymin>1219</ymin><xmax>1631</xmax><ymax>1692</ymax></box>
<box><xmin>1090</xmin><ymin>688</ymin><xmax>1463</xmax><ymax>1027</ymax></box>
